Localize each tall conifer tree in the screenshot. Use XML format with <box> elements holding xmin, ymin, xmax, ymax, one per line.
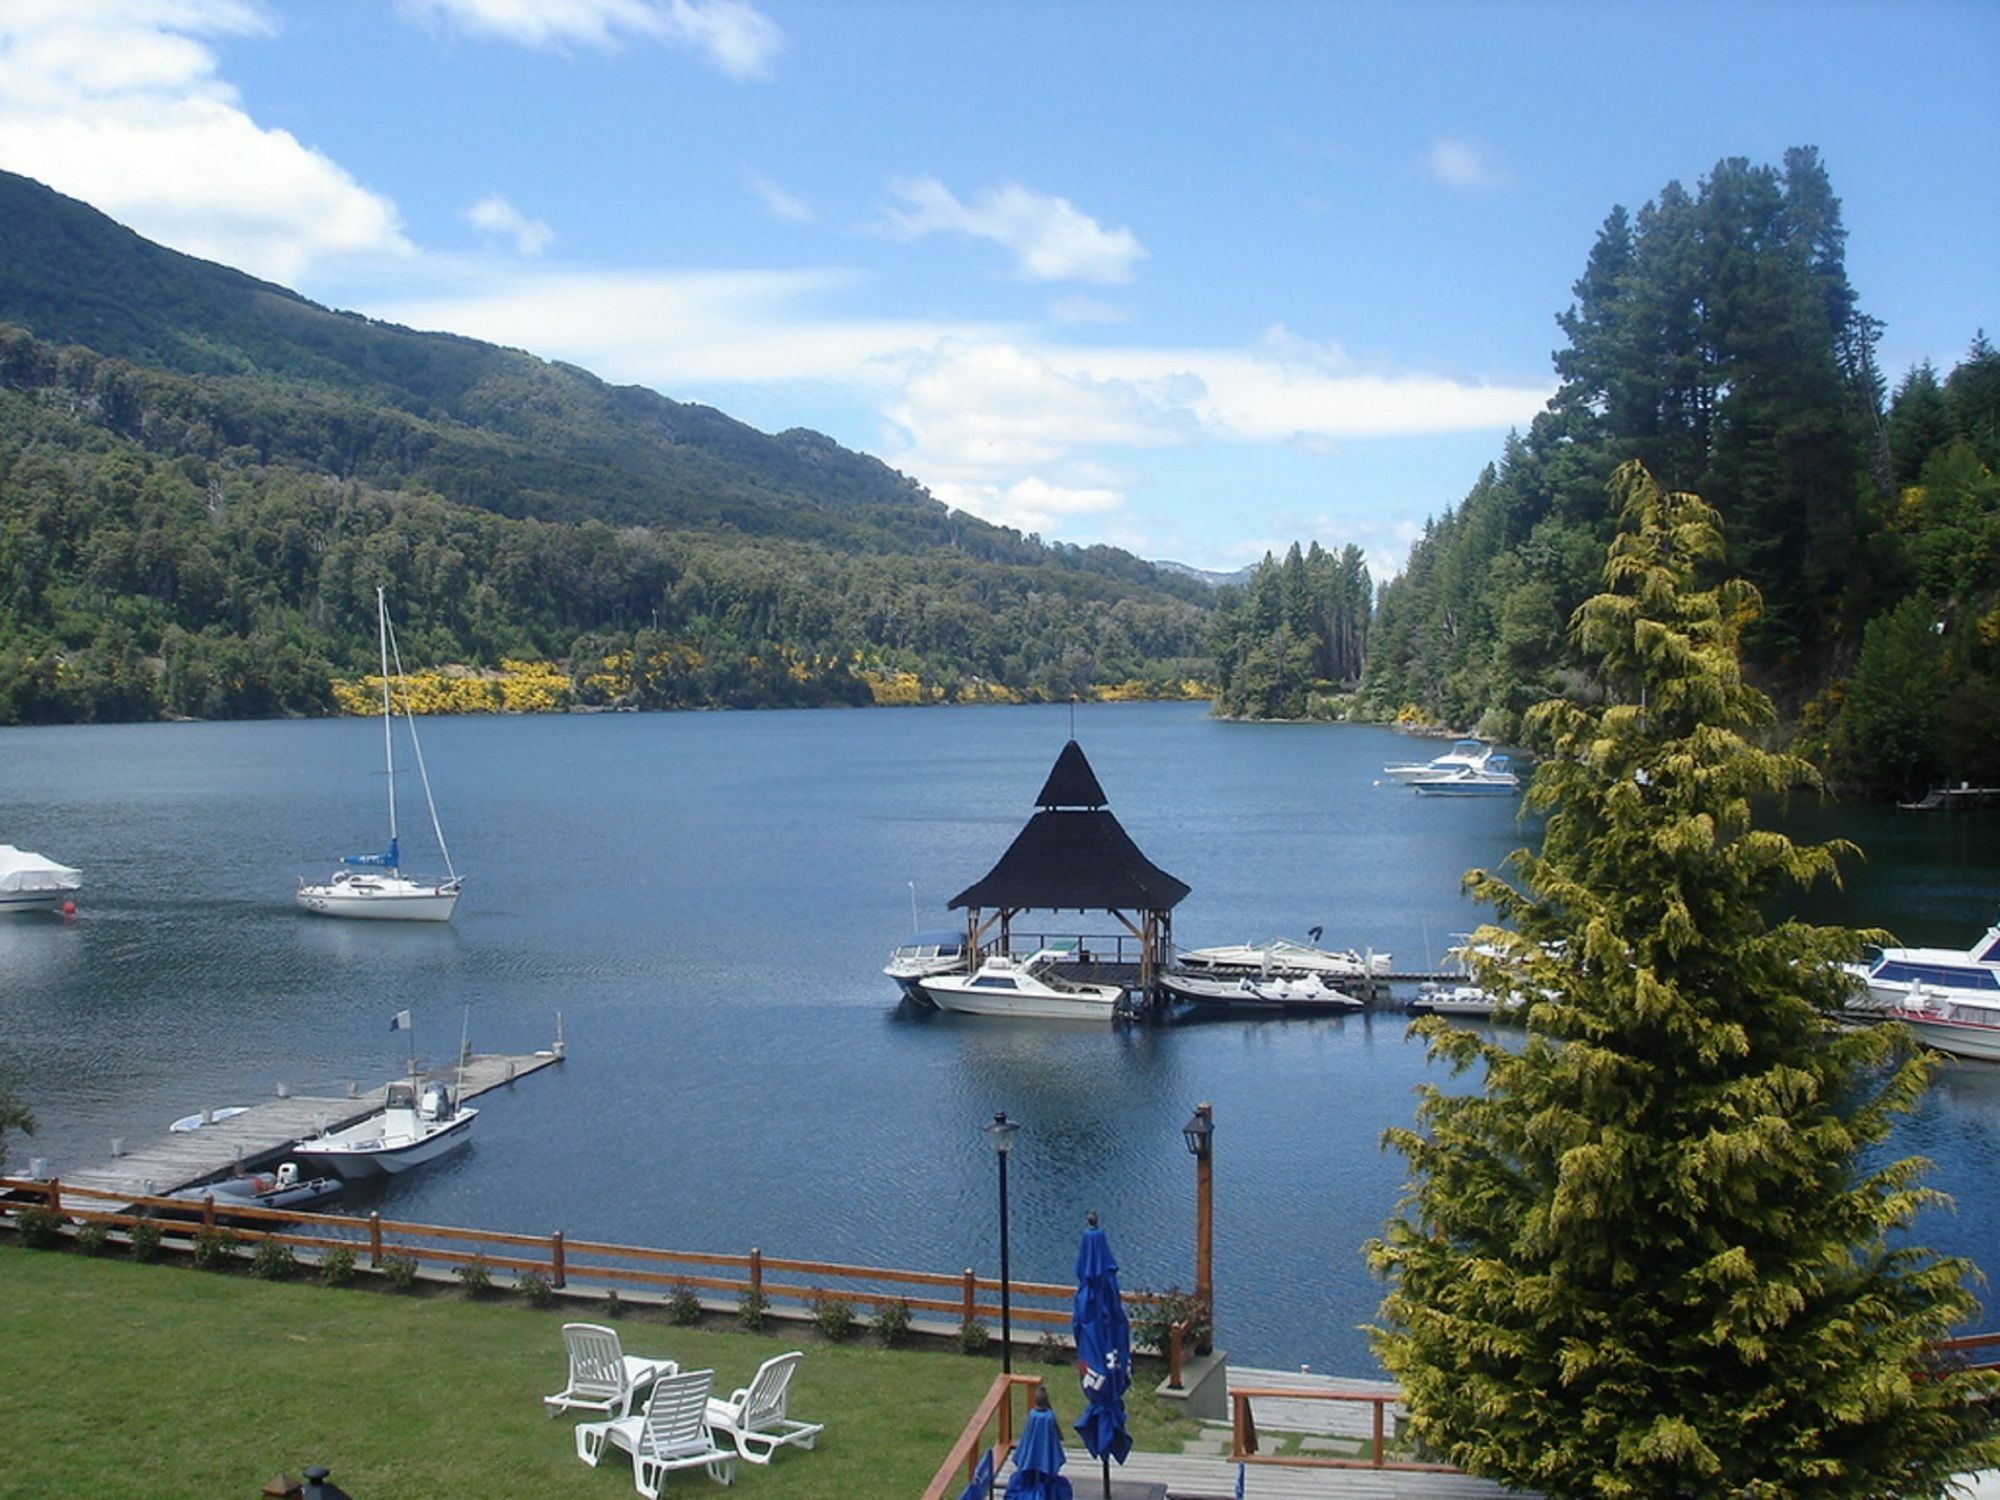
<box><xmin>1372</xmin><ymin>461</ymin><xmax>1997</xmax><ymax>1498</ymax></box>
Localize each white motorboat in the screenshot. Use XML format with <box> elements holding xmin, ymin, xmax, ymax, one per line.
<box><xmin>0</xmin><ymin>844</ymin><xmax>81</xmax><ymax>913</ymax></box>
<box><xmin>920</xmin><ymin>948</ymin><xmax>1126</xmax><ymax>1021</ymax></box>
<box><xmin>297</xmin><ymin>588</ymin><xmax>462</xmax><ymax>922</ymax></box>
<box><xmin>1383</xmin><ymin>737</ymin><xmax>1491</xmax><ymax>782</ymax></box>
<box><xmin>1844</xmin><ymin>985</ymin><xmax>2000</xmax><ymax>1063</ymax></box>
<box><xmin>1410</xmin><ymin>982</ymin><xmax>1524</xmax><ymax>1019</ymax></box>
<box><xmin>1177</xmin><ymin>937</ymin><xmax>1391</xmax><ymax>979</ymax></box>
<box><xmin>884</xmin><ymin>930</ymin><xmax>970</xmax><ymax>1001</ymax></box>
<box><xmin>290</xmin><ymin>1079</ymin><xmax>476</xmax><ymax>1179</ymax></box>
<box><xmin>1843</xmin><ymin>916</ymin><xmax>2000</xmax><ymax>1009</ymax></box>
<box><xmin>1161</xmin><ymin>968</ymin><xmax>1365</xmax><ymax>1014</ymax></box>
<box><xmin>1409</xmin><ymin>755</ymin><xmax>1521</xmax><ymax>797</ymax></box>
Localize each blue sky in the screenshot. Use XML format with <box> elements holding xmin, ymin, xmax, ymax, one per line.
<box><xmin>1</xmin><ymin>1</ymin><xmax>1993</xmax><ymax>576</ymax></box>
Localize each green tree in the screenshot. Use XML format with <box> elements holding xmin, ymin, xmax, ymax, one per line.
<box><xmin>1832</xmin><ymin>595</ymin><xmax>1947</xmax><ymax>800</ymax></box>
<box><xmin>1371</xmin><ymin>462</ymin><xmax>1996</xmax><ymax>1498</ymax></box>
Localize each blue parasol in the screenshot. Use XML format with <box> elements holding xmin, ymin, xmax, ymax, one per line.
<box><xmin>1071</xmin><ymin>1212</ymin><xmax>1133</xmax><ymax>1491</ymax></box>
<box><xmin>957</xmin><ymin>1445</ymin><xmax>995</xmax><ymax>1500</ymax></box>
<box><xmin>1004</xmin><ymin>1397</ymin><xmax>1074</xmax><ymax>1500</ymax></box>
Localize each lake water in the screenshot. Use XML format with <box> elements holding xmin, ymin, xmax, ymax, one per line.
<box><xmin>3</xmin><ymin>701</ymin><xmax>1996</xmax><ymax>1372</ymax></box>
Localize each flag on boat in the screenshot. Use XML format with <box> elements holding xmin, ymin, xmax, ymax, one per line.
<box><xmin>390</xmin><ymin>1010</ymin><xmax>412</xmax><ymax>1032</ymax></box>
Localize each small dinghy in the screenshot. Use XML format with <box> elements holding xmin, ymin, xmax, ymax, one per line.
<box><xmin>164</xmin><ymin>1161</ymin><xmax>343</xmax><ymax>1216</ymax></box>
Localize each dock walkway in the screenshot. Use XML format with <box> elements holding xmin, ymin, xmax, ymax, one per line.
<box><xmin>56</xmin><ymin>1048</ymin><xmax>562</xmax><ymax>1207</ymax></box>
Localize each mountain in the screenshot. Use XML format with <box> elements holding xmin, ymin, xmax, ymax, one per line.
<box><xmin>1153</xmin><ymin>559</ymin><xmax>1257</xmax><ymax>589</ymax></box>
<box><xmin>0</xmin><ymin>170</ymin><xmax>1214</xmax><ymax>724</ymax></box>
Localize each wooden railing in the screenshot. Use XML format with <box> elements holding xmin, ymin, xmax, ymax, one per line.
<box><xmin>0</xmin><ymin>1176</ymin><xmax>1161</xmax><ymax>1335</ymax></box>
<box><xmin>1935</xmin><ymin>1332</ymin><xmax>2000</xmax><ymax>1374</ymax></box>
<box><xmin>1229</xmin><ymin>1385</ymin><xmax>1456</xmax><ymax>1472</ymax></box>
<box><xmin>920</xmin><ymin>1373</ymin><xmax>1045</xmax><ymax>1500</ymax></box>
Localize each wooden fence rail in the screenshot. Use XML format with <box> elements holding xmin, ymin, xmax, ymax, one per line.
<box><xmin>0</xmin><ymin>1176</ymin><xmax>1163</xmax><ymax>1335</ymax></box>
<box><xmin>921</xmin><ymin>1372</ymin><xmax>1046</xmax><ymax>1500</ymax></box>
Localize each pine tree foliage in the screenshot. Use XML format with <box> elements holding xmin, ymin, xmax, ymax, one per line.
<box><xmin>1371</xmin><ymin>462</ymin><xmax>1998</xmax><ymax>1498</ymax></box>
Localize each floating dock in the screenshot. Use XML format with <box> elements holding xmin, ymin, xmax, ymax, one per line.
<box><xmin>53</xmin><ymin>1045</ymin><xmax>563</xmax><ymax>1208</ymax></box>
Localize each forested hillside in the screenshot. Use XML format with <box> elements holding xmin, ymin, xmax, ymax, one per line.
<box><xmin>1352</xmin><ymin>149</ymin><xmax>1998</xmax><ymax>798</ymax></box>
<box><xmin>1207</xmin><ymin>541</ymin><xmax>1372</xmax><ymax>718</ymax></box>
<box><xmin>0</xmin><ymin>171</ymin><xmax>1212</xmax><ymax>724</ymax></box>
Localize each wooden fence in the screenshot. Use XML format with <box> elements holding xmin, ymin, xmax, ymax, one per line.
<box><xmin>0</xmin><ymin>1175</ymin><xmax>1163</xmax><ymax>1336</ymax></box>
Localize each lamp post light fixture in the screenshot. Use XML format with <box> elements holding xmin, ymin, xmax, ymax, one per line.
<box><xmin>984</xmin><ymin>1110</ymin><xmax>1021</xmax><ymax>1374</ymax></box>
<box><xmin>1182</xmin><ymin>1101</ymin><xmax>1214</xmax><ymax>1353</ymax></box>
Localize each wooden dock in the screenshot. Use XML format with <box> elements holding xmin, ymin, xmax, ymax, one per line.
<box><xmin>55</xmin><ymin>1046</ymin><xmax>564</xmax><ymax>1207</ymax></box>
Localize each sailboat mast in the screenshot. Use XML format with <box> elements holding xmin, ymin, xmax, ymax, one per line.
<box><xmin>378</xmin><ymin>586</ymin><xmax>398</xmax><ymax>850</ymax></box>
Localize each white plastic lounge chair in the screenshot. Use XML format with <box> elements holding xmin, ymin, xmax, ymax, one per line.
<box><xmin>704</xmin><ymin>1351</ymin><xmax>823</xmax><ymax>1465</ymax></box>
<box><xmin>545</xmin><ymin>1322</ymin><xmax>675</xmax><ymax>1420</ymax></box>
<box><xmin>576</xmin><ymin>1369</ymin><xmax>737</xmax><ymax>1494</ymax></box>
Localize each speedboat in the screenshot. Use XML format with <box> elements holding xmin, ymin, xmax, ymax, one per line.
<box><xmin>298</xmin><ymin>588</ymin><xmax>462</xmax><ymax>922</ymax></box>
<box><xmin>1383</xmin><ymin>738</ymin><xmax>1491</xmax><ymax>782</ymax></box>
<box><xmin>1161</xmin><ymin>968</ymin><xmax>1364</xmax><ymax>1014</ymax></box>
<box><xmin>884</xmin><ymin>930</ymin><xmax>970</xmax><ymax>1001</ymax></box>
<box><xmin>919</xmin><ymin>948</ymin><xmax>1126</xmax><ymax>1021</ymax></box>
<box><xmin>1410</xmin><ymin>982</ymin><xmax>1529</xmax><ymax>1019</ymax></box>
<box><xmin>290</xmin><ymin>1079</ymin><xmax>476</xmax><ymax>1179</ymax></box>
<box><xmin>1410</xmin><ymin>755</ymin><xmax>1521</xmax><ymax>796</ymax></box>
<box><xmin>0</xmin><ymin>844</ymin><xmax>81</xmax><ymax>913</ymax></box>
<box><xmin>1844</xmin><ymin>916</ymin><xmax>2000</xmax><ymax>1009</ymax></box>
<box><xmin>1177</xmin><ymin>938</ymin><xmax>1391</xmax><ymax>979</ymax></box>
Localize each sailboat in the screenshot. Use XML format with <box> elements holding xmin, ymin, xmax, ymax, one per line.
<box><xmin>296</xmin><ymin>589</ymin><xmax>463</xmax><ymax>922</ymax></box>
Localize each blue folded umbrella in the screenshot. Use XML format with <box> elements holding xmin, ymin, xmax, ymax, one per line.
<box><xmin>1071</xmin><ymin>1222</ymin><xmax>1133</xmax><ymax>1465</ymax></box>
<box><xmin>957</xmin><ymin>1445</ymin><xmax>995</xmax><ymax>1500</ymax></box>
<box><xmin>1004</xmin><ymin>1406</ymin><xmax>1073</xmax><ymax>1500</ymax></box>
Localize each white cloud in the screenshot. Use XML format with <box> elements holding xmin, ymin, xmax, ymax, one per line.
<box><xmin>400</xmin><ymin>0</ymin><xmax>782</xmax><ymax>77</ymax></box>
<box><xmin>0</xmin><ymin>1</ymin><xmax>411</xmax><ymax>282</ymax></box>
<box><xmin>881</xmin><ymin>177</ymin><xmax>1147</xmax><ymax>284</ymax></box>
<box><xmin>749</xmin><ymin>173</ymin><xmax>813</xmax><ymax>224</ymax></box>
<box><xmin>1426</xmin><ymin>135</ymin><xmax>1510</xmax><ymax>192</ymax></box>
<box><xmin>465</xmin><ymin>193</ymin><xmax>554</xmax><ymax>256</ymax></box>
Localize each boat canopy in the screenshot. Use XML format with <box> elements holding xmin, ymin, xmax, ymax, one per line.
<box><xmin>343</xmin><ymin>837</ymin><xmax>401</xmax><ymax>869</ymax></box>
<box><xmin>0</xmin><ymin>845</ymin><xmax>82</xmax><ymax>893</ymax></box>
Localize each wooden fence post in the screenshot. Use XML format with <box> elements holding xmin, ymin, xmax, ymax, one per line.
<box><xmin>550</xmin><ymin>1230</ymin><xmax>566</xmax><ymax>1289</ymax></box>
<box><xmin>46</xmin><ymin>1177</ymin><xmax>61</xmax><ymax>1219</ymax></box>
<box><xmin>961</xmin><ymin>1268</ymin><xmax>976</xmax><ymax>1326</ymax></box>
<box><xmin>749</xmin><ymin>1247</ymin><xmax>762</xmax><ymax>1309</ymax></box>
<box><xmin>1167</xmin><ymin>1320</ymin><xmax>1185</xmax><ymax>1390</ymax></box>
<box><xmin>369</xmin><ymin>1211</ymin><xmax>382</xmax><ymax>1268</ymax></box>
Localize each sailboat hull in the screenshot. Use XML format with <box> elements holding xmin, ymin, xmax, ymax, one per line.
<box><xmin>296</xmin><ymin>875</ymin><xmax>461</xmax><ymax>922</ymax></box>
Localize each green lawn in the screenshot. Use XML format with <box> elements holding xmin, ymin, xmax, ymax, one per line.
<box><xmin>0</xmin><ymin>1243</ymin><xmax>1198</xmax><ymax>1499</ymax></box>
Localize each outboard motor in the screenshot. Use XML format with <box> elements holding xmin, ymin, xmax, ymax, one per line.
<box><xmin>420</xmin><ymin>1082</ymin><xmax>450</xmax><ymax>1121</ymax></box>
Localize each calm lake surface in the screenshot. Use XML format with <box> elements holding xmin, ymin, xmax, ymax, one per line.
<box><xmin>3</xmin><ymin>701</ymin><xmax>1996</xmax><ymax>1371</ymax></box>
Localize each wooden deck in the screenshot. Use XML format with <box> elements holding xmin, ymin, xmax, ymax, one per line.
<box><xmin>53</xmin><ymin>1047</ymin><xmax>563</xmax><ymax>1207</ymax></box>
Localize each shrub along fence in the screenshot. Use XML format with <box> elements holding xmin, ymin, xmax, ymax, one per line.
<box><xmin>0</xmin><ymin>1174</ymin><xmax>1167</xmax><ymax>1342</ymax></box>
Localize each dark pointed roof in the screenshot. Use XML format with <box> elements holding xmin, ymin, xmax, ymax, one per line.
<box><xmin>949</xmin><ymin>741</ymin><xmax>1189</xmax><ymax>913</ymax></box>
<box><xmin>1036</xmin><ymin>740</ymin><xmax>1107</xmax><ymax>809</ymax></box>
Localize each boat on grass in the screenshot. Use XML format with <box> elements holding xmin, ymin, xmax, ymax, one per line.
<box><xmin>0</xmin><ymin>845</ymin><xmax>81</xmax><ymax>914</ymax></box>
<box><xmin>1160</xmin><ymin>968</ymin><xmax>1364</xmax><ymax>1014</ymax></box>
<box><xmin>920</xmin><ymin>947</ymin><xmax>1126</xmax><ymax>1021</ymax></box>
<box><xmin>291</xmin><ymin>1079</ymin><xmax>476</xmax><ymax>1179</ymax></box>
<box><xmin>297</xmin><ymin>588</ymin><xmax>462</xmax><ymax>922</ymax></box>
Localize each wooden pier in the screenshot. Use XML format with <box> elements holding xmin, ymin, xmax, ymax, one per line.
<box><xmin>54</xmin><ymin>1044</ymin><xmax>564</xmax><ymax>1208</ymax></box>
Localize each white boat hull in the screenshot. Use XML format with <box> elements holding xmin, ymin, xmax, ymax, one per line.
<box><xmin>291</xmin><ymin>1108</ymin><xmax>477</xmax><ymax>1179</ymax></box>
<box><xmin>296</xmin><ymin>878</ymin><xmax>460</xmax><ymax>922</ymax></box>
<box><xmin>0</xmin><ymin>889</ymin><xmax>77</xmax><ymax>913</ymax></box>
<box><xmin>922</xmin><ymin>983</ymin><xmax>1122</xmax><ymax>1020</ymax></box>
<box><xmin>1410</xmin><ymin>777</ymin><xmax>1518</xmax><ymax>797</ymax></box>
<box><xmin>1161</xmin><ymin>971</ymin><xmax>1363</xmax><ymax>1013</ymax></box>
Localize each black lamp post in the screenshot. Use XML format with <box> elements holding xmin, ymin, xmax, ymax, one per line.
<box><xmin>983</xmin><ymin>1110</ymin><xmax>1020</xmax><ymax>1374</ymax></box>
<box><xmin>1182</xmin><ymin>1101</ymin><xmax>1214</xmax><ymax>1353</ymax></box>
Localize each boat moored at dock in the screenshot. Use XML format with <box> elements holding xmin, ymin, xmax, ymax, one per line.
<box><xmin>1160</xmin><ymin>968</ymin><xmax>1364</xmax><ymax>1014</ymax></box>
<box><xmin>884</xmin><ymin>929</ymin><xmax>969</xmax><ymax>1001</ymax></box>
<box><xmin>920</xmin><ymin>947</ymin><xmax>1127</xmax><ymax>1021</ymax></box>
<box><xmin>291</xmin><ymin>1079</ymin><xmax>476</xmax><ymax>1180</ymax></box>
<box><xmin>1177</xmin><ymin>937</ymin><xmax>1391</xmax><ymax>980</ymax></box>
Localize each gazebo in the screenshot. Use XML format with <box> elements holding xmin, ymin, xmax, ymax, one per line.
<box><xmin>950</xmin><ymin>740</ymin><xmax>1190</xmax><ymax>992</ymax></box>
